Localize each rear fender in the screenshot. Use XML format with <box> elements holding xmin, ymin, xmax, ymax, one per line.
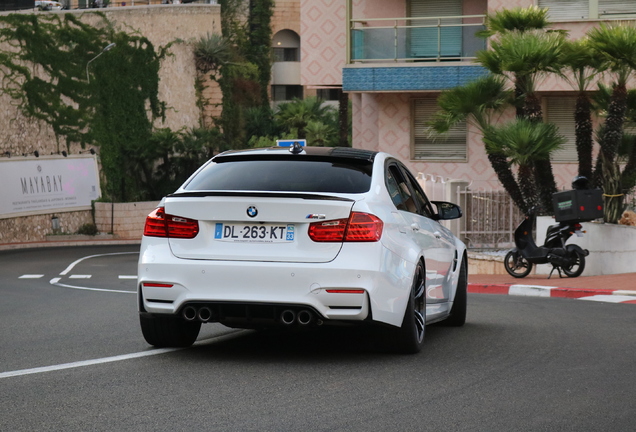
<box><xmin>566</xmin><ymin>244</ymin><xmax>589</xmax><ymax>257</ymax></box>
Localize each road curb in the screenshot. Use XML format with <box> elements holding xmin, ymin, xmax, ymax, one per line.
<box><xmin>0</xmin><ymin>239</ymin><xmax>141</xmax><ymax>251</ymax></box>
<box><xmin>468</xmin><ymin>283</ymin><xmax>636</xmax><ymax>303</ymax></box>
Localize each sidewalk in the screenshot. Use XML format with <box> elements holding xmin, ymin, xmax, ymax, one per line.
<box><xmin>468</xmin><ymin>272</ymin><xmax>636</xmax><ymax>303</ymax></box>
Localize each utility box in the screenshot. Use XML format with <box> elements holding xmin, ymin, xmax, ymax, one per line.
<box><xmin>552</xmin><ymin>189</ymin><xmax>604</xmax><ymax>222</ymax></box>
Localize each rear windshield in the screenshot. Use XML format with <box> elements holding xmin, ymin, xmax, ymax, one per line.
<box><xmin>184</xmin><ymin>159</ymin><xmax>373</xmax><ymax>194</ymax></box>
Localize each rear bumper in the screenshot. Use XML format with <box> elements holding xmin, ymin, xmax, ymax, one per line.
<box><xmin>138</xmin><ymin>238</ymin><xmax>414</xmax><ymax>327</ymax></box>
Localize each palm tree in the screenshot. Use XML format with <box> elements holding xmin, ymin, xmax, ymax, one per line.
<box><xmin>588</xmin><ymin>23</ymin><xmax>636</xmax><ymax>222</ymax></box>
<box><xmin>477</xmin><ymin>29</ymin><xmax>565</xmax><ymax>212</ymax></box>
<box><xmin>194</xmin><ymin>33</ymin><xmax>232</xmax><ymax>75</ymax></box>
<box><xmin>430</xmin><ymin>75</ymin><xmax>530</xmax><ymax>212</ymax></box>
<box><xmin>483</xmin><ymin>119</ymin><xmax>566</xmax><ymax>210</ymax></box>
<box><xmin>477</xmin><ymin>5</ymin><xmax>549</xmax><ymax>38</ymax></box>
<box><xmin>275</xmin><ymin>97</ymin><xmax>336</xmax><ymax>139</ymax></box>
<box><xmin>560</xmin><ymin>38</ymin><xmax>600</xmax><ymax>180</ymax></box>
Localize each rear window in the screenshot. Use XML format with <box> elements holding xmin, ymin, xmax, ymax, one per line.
<box><xmin>184</xmin><ymin>159</ymin><xmax>373</xmax><ymax>194</ymax></box>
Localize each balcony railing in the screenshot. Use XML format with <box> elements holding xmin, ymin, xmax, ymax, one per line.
<box><xmin>349</xmin><ymin>15</ymin><xmax>486</xmax><ymax>63</ymax></box>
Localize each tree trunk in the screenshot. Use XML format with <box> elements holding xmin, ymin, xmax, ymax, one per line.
<box><xmin>518</xmin><ymin>164</ymin><xmax>538</xmax><ymax>211</ymax></box>
<box><xmin>533</xmin><ymin>159</ymin><xmax>557</xmax><ymax>215</ymax></box>
<box><xmin>338</xmin><ymin>89</ymin><xmax>349</xmax><ymax>147</ymax></box>
<box><xmin>600</xmin><ymin>82</ymin><xmax>628</xmax><ymax>223</ymax></box>
<box><xmin>575</xmin><ymin>91</ymin><xmax>593</xmax><ymax>179</ymax></box>
<box><xmin>602</xmin><ymin>156</ymin><xmax>624</xmax><ymax>224</ymax></box>
<box><xmin>487</xmin><ymin>152</ymin><xmax>528</xmax><ymax>213</ymax></box>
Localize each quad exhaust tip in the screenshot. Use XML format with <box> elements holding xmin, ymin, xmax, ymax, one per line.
<box><xmin>297</xmin><ymin>310</ymin><xmax>313</xmax><ymax>325</ymax></box>
<box><xmin>183</xmin><ymin>306</ymin><xmax>197</xmax><ymax>321</ymax></box>
<box><xmin>280</xmin><ymin>309</ymin><xmax>296</xmax><ymax>325</ymax></box>
<box><xmin>197</xmin><ymin>307</ymin><xmax>213</xmax><ymax>322</ymax></box>
<box><xmin>183</xmin><ymin>305</ymin><xmax>318</xmax><ymax>325</ymax></box>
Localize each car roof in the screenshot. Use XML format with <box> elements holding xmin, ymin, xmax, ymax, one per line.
<box><xmin>213</xmin><ymin>146</ymin><xmax>378</xmax><ymax>163</ymax></box>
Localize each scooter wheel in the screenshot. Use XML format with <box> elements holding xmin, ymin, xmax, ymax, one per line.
<box><xmin>562</xmin><ymin>247</ymin><xmax>586</xmax><ymax>278</ymax></box>
<box><xmin>504</xmin><ymin>250</ymin><xmax>533</xmax><ymax>278</ymax></box>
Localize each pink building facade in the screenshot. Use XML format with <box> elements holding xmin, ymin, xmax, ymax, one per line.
<box><xmin>300</xmin><ymin>0</ymin><xmax>636</xmax><ymax>191</ymax></box>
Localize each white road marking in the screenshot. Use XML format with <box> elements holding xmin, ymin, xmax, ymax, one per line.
<box><xmin>59</xmin><ymin>251</ymin><xmax>137</xmax><ymax>276</ymax></box>
<box><xmin>579</xmin><ymin>295</ymin><xmax>636</xmax><ymax>303</ymax></box>
<box><xmin>69</xmin><ymin>275</ymin><xmax>92</xmax><ymax>279</ymax></box>
<box><xmin>50</xmin><ymin>280</ymin><xmax>134</xmax><ymax>294</ymax></box>
<box><xmin>613</xmin><ymin>290</ymin><xmax>636</xmax><ymax>297</ymax></box>
<box><xmin>509</xmin><ymin>285</ymin><xmax>555</xmax><ymax>297</ymax></box>
<box><xmin>0</xmin><ymin>348</ymin><xmax>181</xmax><ymax>379</ymax></box>
<box><xmin>0</xmin><ymin>331</ymin><xmax>245</xmax><ymax>379</ymax></box>
<box><xmin>19</xmin><ymin>275</ymin><xmax>44</xmax><ymax>279</ymax></box>
<box><xmin>118</xmin><ymin>275</ymin><xmax>137</xmax><ymax>279</ymax></box>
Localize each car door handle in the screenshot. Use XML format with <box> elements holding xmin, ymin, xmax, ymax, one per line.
<box><xmin>411</xmin><ymin>223</ymin><xmax>420</xmax><ymax>232</ymax></box>
<box><xmin>434</xmin><ymin>231</ymin><xmax>442</xmax><ymax>239</ymax></box>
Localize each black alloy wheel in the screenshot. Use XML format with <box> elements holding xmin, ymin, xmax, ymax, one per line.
<box><xmin>441</xmin><ymin>258</ymin><xmax>467</xmax><ymax>327</ymax></box>
<box><xmin>562</xmin><ymin>246</ymin><xmax>586</xmax><ymax>278</ymax></box>
<box><xmin>504</xmin><ymin>250</ymin><xmax>533</xmax><ymax>278</ymax></box>
<box><xmin>391</xmin><ymin>261</ymin><xmax>426</xmax><ymax>354</ymax></box>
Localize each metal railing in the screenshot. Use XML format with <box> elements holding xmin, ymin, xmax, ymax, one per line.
<box><xmin>417</xmin><ymin>174</ymin><xmax>524</xmax><ymax>250</ymax></box>
<box><xmin>349</xmin><ymin>15</ymin><xmax>486</xmax><ymax>63</ymax></box>
<box><xmin>457</xmin><ymin>188</ymin><xmax>524</xmax><ymax>250</ymax></box>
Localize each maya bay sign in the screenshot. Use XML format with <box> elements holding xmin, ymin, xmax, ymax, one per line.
<box><xmin>0</xmin><ymin>155</ymin><xmax>101</xmax><ymax>219</ymax></box>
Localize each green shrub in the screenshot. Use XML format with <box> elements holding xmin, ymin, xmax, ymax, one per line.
<box><xmin>77</xmin><ymin>223</ymin><xmax>98</xmax><ymax>236</ymax></box>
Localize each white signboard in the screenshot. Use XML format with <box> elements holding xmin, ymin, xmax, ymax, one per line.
<box><xmin>0</xmin><ymin>155</ymin><xmax>101</xmax><ymax>219</ymax></box>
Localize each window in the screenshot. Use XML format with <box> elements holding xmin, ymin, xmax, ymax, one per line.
<box><xmin>538</xmin><ymin>0</ymin><xmax>589</xmax><ymax>20</ymax></box>
<box><xmin>545</xmin><ymin>97</ymin><xmax>577</xmax><ymax>163</ymax></box>
<box><xmin>409</xmin><ymin>0</ymin><xmax>462</xmax><ymax>58</ymax></box>
<box><xmin>316</xmin><ymin>88</ymin><xmax>341</xmax><ymax>101</ymax></box>
<box><xmin>386</xmin><ymin>163</ymin><xmax>434</xmax><ymax>218</ymax></box>
<box><xmin>412</xmin><ymin>99</ymin><xmax>467</xmax><ymax>161</ymax></box>
<box><xmin>401</xmin><ymin>167</ymin><xmax>434</xmax><ymax>218</ymax></box>
<box><xmin>271</xmin><ymin>85</ymin><xmax>303</xmax><ymax>102</ymax></box>
<box><xmin>599</xmin><ymin>0</ymin><xmax>636</xmax><ymax>16</ymax></box>
<box><xmin>273</xmin><ymin>47</ymin><xmax>299</xmax><ymax>62</ymax></box>
<box><xmin>185</xmin><ymin>159</ymin><xmax>373</xmax><ymax>194</ymax></box>
<box><xmin>539</xmin><ymin>0</ymin><xmax>636</xmax><ymax>20</ymax></box>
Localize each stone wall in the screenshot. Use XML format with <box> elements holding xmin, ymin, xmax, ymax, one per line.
<box><xmin>0</xmin><ymin>211</ymin><xmax>93</xmax><ymax>245</ymax></box>
<box><xmin>0</xmin><ymin>5</ymin><xmax>220</xmax><ymax>244</ymax></box>
<box><xmin>94</xmin><ymin>201</ymin><xmax>159</xmax><ymax>239</ymax></box>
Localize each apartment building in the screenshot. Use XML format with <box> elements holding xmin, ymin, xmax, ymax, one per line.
<box><xmin>301</xmin><ymin>0</ymin><xmax>636</xmax><ymax>190</ymax></box>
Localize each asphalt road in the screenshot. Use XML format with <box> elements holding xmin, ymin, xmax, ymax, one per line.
<box><xmin>1</xmin><ymin>245</ymin><xmax>635</xmax><ymax>431</ymax></box>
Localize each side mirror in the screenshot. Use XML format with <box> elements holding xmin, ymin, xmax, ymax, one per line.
<box><xmin>431</xmin><ymin>201</ymin><xmax>462</xmax><ymax>220</ymax></box>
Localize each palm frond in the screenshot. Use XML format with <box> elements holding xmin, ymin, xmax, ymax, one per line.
<box><xmin>478</xmin><ymin>6</ymin><xmax>549</xmax><ymax>38</ymax></box>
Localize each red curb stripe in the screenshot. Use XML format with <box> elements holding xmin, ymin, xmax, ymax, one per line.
<box><xmin>467</xmin><ymin>284</ymin><xmax>510</xmax><ymax>295</ymax></box>
<box><xmin>549</xmin><ymin>288</ymin><xmax>617</xmax><ymax>299</ymax></box>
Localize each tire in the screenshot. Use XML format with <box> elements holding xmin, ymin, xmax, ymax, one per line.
<box><xmin>442</xmin><ymin>258</ymin><xmax>467</xmax><ymax>327</ymax></box>
<box><xmin>562</xmin><ymin>246</ymin><xmax>586</xmax><ymax>278</ymax></box>
<box><xmin>390</xmin><ymin>261</ymin><xmax>427</xmax><ymax>354</ymax></box>
<box><xmin>139</xmin><ymin>313</ymin><xmax>201</xmax><ymax>348</ymax></box>
<box><xmin>504</xmin><ymin>250</ymin><xmax>533</xmax><ymax>278</ymax></box>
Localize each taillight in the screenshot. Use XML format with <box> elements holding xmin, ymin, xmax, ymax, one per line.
<box><xmin>308</xmin><ymin>212</ymin><xmax>383</xmax><ymax>242</ymax></box>
<box><xmin>143</xmin><ymin>207</ymin><xmax>199</xmax><ymax>239</ymax></box>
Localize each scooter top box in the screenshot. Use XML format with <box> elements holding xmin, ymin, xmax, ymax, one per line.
<box><xmin>552</xmin><ymin>189</ymin><xmax>603</xmax><ymax>222</ymax></box>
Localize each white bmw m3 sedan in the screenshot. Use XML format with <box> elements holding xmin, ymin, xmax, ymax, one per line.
<box><xmin>138</xmin><ymin>145</ymin><xmax>467</xmax><ymax>353</ymax></box>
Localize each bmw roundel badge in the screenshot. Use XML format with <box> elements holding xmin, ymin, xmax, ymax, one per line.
<box><xmin>247</xmin><ymin>206</ymin><xmax>258</xmax><ymax>218</ymax></box>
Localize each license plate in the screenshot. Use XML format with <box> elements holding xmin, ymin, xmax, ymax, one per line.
<box><xmin>214</xmin><ymin>223</ymin><xmax>295</xmax><ymax>243</ymax></box>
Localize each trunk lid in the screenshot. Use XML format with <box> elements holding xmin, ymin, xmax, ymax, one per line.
<box><xmin>164</xmin><ymin>193</ymin><xmax>355</xmax><ymax>263</ymax></box>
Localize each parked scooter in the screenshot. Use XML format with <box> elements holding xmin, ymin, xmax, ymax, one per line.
<box><xmin>503</xmin><ymin>210</ymin><xmax>588</xmax><ymax>278</ymax></box>
<box><xmin>504</xmin><ymin>177</ymin><xmax>600</xmax><ymax>279</ymax></box>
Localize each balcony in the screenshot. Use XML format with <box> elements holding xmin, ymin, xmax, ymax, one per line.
<box><xmin>344</xmin><ymin>14</ymin><xmax>488</xmax><ymax>92</ymax></box>
<box><xmin>349</xmin><ymin>15</ymin><xmax>486</xmax><ymax>63</ymax></box>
